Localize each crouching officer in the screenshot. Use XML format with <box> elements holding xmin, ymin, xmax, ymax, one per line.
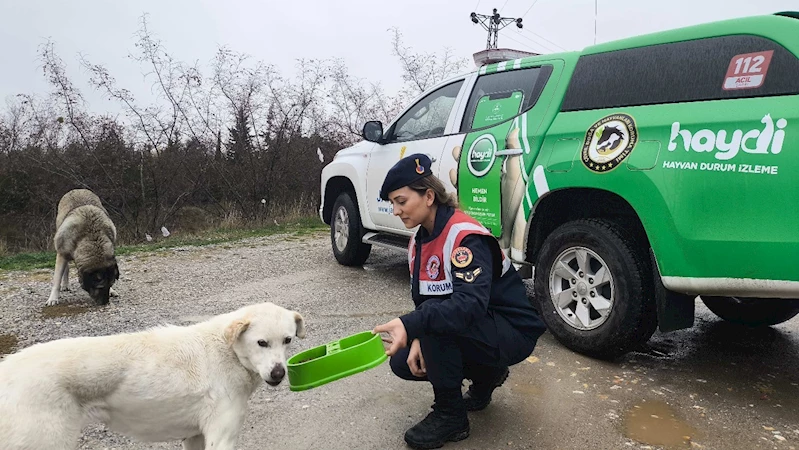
<box><xmin>373</xmin><ymin>154</ymin><xmax>546</xmax><ymax>449</ymax></box>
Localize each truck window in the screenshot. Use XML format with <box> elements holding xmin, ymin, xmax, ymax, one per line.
<box><xmin>561</xmin><ymin>34</ymin><xmax>799</xmax><ymax>112</ymax></box>
<box><xmin>460</xmin><ymin>65</ymin><xmax>553</xmax><ymax>133</ymax></box>
<box><xmin>386</xmin><ymin>80</ymin><xmax>464</xmax><ymax>143</ymax></box>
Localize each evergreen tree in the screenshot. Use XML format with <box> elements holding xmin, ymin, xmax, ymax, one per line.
<box><xmin>225</xmin><ymin>106</ymin><xmax>253</xmax><ymax>163</ymax></box>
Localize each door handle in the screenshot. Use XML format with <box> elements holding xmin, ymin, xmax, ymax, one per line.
<box><xmin>495</xmin><ymin>148</ymin><xmax>523</xmax><ymax>156</ymax></box>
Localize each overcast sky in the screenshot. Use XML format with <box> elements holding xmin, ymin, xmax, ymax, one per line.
<box><xmin>1</xmin><ymin>0</ymin><xmax>797</xmax><ymax>115</ymax></box>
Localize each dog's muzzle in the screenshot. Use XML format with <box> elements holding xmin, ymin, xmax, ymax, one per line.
<box><xmin>265</xmin><ymin>365</ymin><xmax>285</xmax><ymax>386</ymax></box>
<box><xmin>89</xmin><ymin>286</ymin><xmax>111</xmax><ymax>306</ymax></box>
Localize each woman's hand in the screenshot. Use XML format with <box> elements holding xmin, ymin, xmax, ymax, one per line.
<box><xmin>407</xmin><ymin>338</ymin><xmax>426</xmax><ymax>377</ymax></box>
<box><xmin>372</xmin><ymin>318</ymin><xmax>408</xmax><ymax>356</ymax></box>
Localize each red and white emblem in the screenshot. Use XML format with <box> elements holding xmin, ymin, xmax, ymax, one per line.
<box><xmin>426</xmin><ymin>255</ymin><xmax>441</xmax><ymax>279</ymax></box>
<box><xmin>723</xmin><ymin>50</ymin><xmax>774</xmax><ymax>91</ymax></box>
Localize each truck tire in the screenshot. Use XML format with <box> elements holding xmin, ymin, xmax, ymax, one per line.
<box><xmin>533</xmin><ymin>219</ymin><xmax>657</xmax><ymax>360</ymax></box>
<box><xmin>330</xmin><ymin>192</ymin><xmax>371</xmax><ymax>266</ymax></box>
<box><xmin>701</xmin><ymin>296</ymin><xmax>799</xmax><ymax>326</ymax></box>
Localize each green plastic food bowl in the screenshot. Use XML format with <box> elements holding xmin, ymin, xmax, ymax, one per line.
<box><xmin>287</xmin><ymin>331</ymin><xmax>388</xmax><ymax>392</ymax></box>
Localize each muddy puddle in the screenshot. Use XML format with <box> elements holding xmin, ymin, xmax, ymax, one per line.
<box><xmin>0</xmin><ymin>333</ymin><xmax>18</xmax><ymax>355</ymax></box>
<box><xmin>624</xmin><ymin>400</ymin><xmax>699</xmax><ymax>448</ymax></box>
<box><xmin>40</xmin><ymin>303</ymin><xmax>94</xmax><ymax>318</ymax></box>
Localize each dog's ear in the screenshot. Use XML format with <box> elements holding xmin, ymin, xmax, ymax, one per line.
<box><xmin>224</xmin><ymin>319</ymin><xmax>250</xmax><ymax>345</ymax></box>
<box><xmin>293</xmin><ymin>312</ymin><xmax>306</xmax><ymax>338</ymax></box>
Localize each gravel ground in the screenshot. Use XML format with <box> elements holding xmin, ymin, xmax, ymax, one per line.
<box><xmin>2</xmin><ymin>230</ymin><xmax>798</xmax><ymax>450</ymax></box>
<box><xmin>0</xmin><ymin>231</ymin><xmax>360</xmax><ymax>449</ymax></box>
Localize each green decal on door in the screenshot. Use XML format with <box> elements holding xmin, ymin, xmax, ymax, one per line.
<box><xmin>459</xmin><ymin>92</ymin><xmax>524</xmax><ymax>236</ymax></box>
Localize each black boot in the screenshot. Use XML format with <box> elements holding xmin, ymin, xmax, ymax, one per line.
<box><xmin>404</xmin><ymin>387</ymin><xmax>469</xmax><ymax>449</ymax></box>
<box><xmin>463</xmin><ymin>366</ymin><xmax>509</xmax><ymax>411</ymax></box>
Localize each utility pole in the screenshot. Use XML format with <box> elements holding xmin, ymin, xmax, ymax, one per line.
<box><xmin>594</xmin><ymin>0</ymin><xmax>598</xmax><ymax>45</ymax></box>
<box><xmin>470</xmin><ymin>8</ymin><xmax>523</xmax><ymax>49</ymax></box>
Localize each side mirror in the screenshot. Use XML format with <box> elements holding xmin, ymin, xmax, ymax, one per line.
<box><xmin>362</xmin><ymin>121</ymin><xmax>384</xmax><ymax>143</ymax></box>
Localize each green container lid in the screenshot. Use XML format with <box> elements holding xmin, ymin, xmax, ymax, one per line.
<box><xmin>287</xmin><ymin>331</ymin><xmax>388</xmax><ymax>392</ymax></box>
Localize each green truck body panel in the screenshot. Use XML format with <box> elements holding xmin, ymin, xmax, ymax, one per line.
<box><xmin>537</xmin><ymin>97</ymin><xmax>799</xmax><ymax>282</ymax></box>
<box><xmin>460</xmin><ymin>13</ymin><xmax>799</xmax><ymax>286</ymax></box>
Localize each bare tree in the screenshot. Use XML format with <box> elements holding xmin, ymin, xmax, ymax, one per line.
<box><xmin>211</xmin><ymin>46</ymin><xmax>270</xmax><ymax>151</ymax></box>
<box><xmin>0</xmin><ymin>99</ymin><xmax>29</xmax><ymax>154</ymax></box>
<box><xmin>326</xmin><ymin>58</ymin><xmax>404</xmax><ymax>145</ymax></box>
<box><xmin>389</xmin><ymin>27</ymin><xmax>469</xmax><ymax>100</ymax></box>
<box><xmin>1</xmin><ymin>20</ymin><xmax>477</xmax><ymax>253</ymax></box>
<box><xmin>39</xmin><ymin>41</ymin><xmax>107</xmax><ymax>154</ymax></box>
<box><xmin>37</xmin><ymin>45</ymin><xmax>121</xmax><ymax>197</ymax></box>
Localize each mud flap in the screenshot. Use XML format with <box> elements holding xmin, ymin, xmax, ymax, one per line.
<box><xmin>650</xmin><ymin>250</ymin><xmax>695</xmax><ymax>332</ymax></box>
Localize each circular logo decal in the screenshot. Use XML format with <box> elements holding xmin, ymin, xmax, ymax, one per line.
<box><xmin>467</xmin><ymin>134</ymin><xmax>497</xmax><ymax>177</ymax></box>
<box><xmin>426</xmin><ymin>255</ymin><xmax>441</xmax><ymax>279</ymax></box>
<box><xmin>581</xmin><ymin>113</ymin><xmax>638</xmax><ymax>173</ymax></box>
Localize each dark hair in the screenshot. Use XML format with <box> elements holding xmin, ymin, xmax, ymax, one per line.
<box><xmin>407</xmin><ymin>175</ymin><xmax>458</xmax><ymax>209</ymax></box>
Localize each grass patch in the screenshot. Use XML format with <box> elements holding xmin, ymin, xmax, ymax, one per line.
<box><xmin>0</xmin><ymin>215</ymin><xmax>328</xmax><ymax>272</ymax></box>
<box><xmin>0</xmin><ymin>252</ymin><xmax>54</xmax><ymax>272</ymax></box>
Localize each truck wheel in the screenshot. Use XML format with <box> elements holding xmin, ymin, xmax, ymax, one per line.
<box><xmin>533</xmin><ymin>219</ymin><xmax>657</xmax><ymax>359</ymax></box>
<box><xmin>701</xmin><ymin>296</ymin><xmax>799</xmax><ymax>326</ymax></box>
<box><xmin>330</xmin><ymin>192</ymin><xmax>371</xmax><ymax>266</ymax></box>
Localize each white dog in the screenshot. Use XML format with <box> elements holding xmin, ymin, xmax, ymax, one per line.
<box><xmin>0</xmin><ymin>302</ymin><xmax>305</xmax><ymax>450</ymax></box>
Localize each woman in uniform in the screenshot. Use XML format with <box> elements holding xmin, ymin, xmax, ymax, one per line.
<box><xmin>373</xmin><ymin>153</ymin><xmax>546</xmax><ymax>449</ymax></box>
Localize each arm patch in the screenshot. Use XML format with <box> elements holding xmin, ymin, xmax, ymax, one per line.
<box><xmin>454</xmin><ymin>267</ymin><xmax>482</xmax><ymax>283</ymax></box>
<box><xmin>451</xmin><ymin>246</ymin><xmax>473</xmax><ymax>268</ymax></box>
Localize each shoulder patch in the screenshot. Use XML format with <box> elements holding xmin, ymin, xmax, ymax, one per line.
<box><xmin>451</xmin><ymin>246</ymin><xmax>473</xmax><ymax>268</ymax></box>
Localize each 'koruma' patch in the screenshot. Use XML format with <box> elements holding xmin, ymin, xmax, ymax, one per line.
<box><xmin>581</xmin><ymin>113</ymin><xmax>638</xmax><ymax>173</ymax></box>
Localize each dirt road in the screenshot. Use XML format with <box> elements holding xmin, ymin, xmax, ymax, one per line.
<box><xmin>1</xmin><ymin>231</ymin><xmax>797</xmax><ymax>449</ymax></box>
